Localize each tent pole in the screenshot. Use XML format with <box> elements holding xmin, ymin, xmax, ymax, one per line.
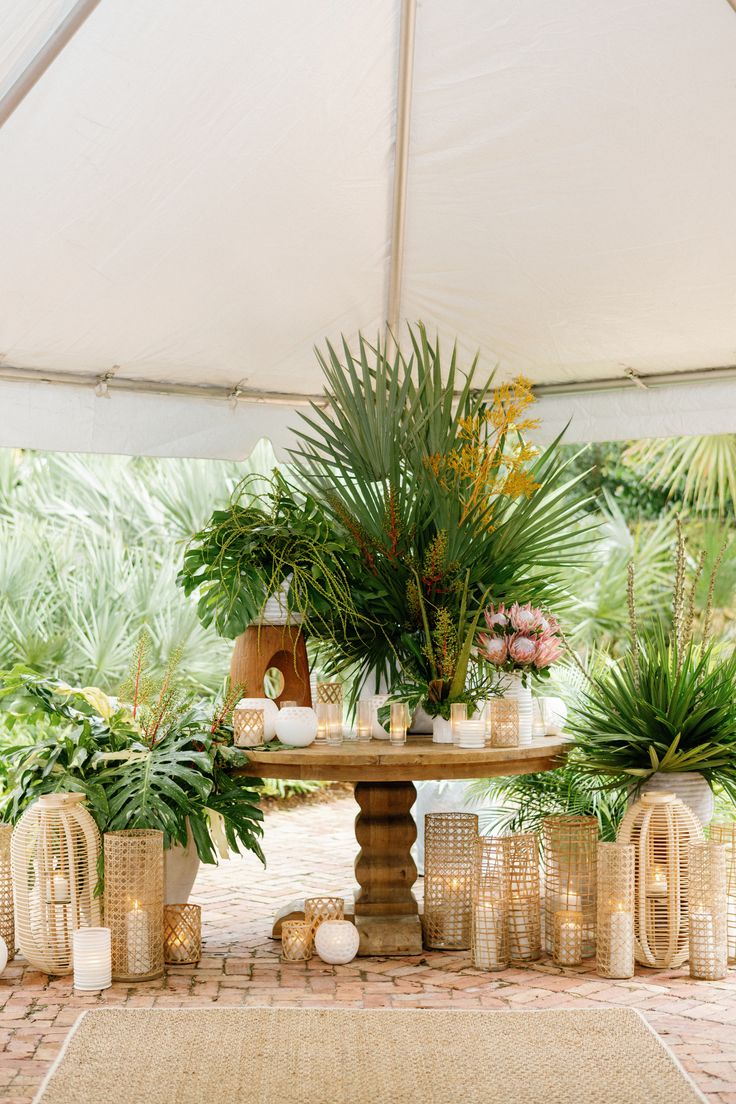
<box><xmin>386</xmin><ymin>0</ymin><xmax>417</xmax><ymax>349</ymax></box>
<box><xmin>0</xmin><ymin>0</ymin><xmax>103</xmax><ymax>129</ymax></box>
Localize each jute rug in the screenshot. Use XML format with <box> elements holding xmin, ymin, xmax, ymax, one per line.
<box><xmin>34</xmin><ymin>1006</ymin><xmax>706</xmax><ymax>1104</ymax></box>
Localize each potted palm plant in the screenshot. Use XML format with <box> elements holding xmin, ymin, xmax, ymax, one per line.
<box><xmin>569</xmin><ymin>522</ymin><xmax>736</xmax><ymax>823</ymax></box>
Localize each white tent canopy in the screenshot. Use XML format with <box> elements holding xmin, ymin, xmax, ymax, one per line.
<box><xmin>1</xmin><ymin>0</ymin><xmax>736</xmax><ymax>458</ymax></box>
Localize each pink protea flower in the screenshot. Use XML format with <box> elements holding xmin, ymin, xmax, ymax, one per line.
<box><xmin>478</xmin><ymin>633</ymin><xmax>508</xmax><ymax>665</ymax></box>
<box><xmin>484</xmin><ymin>603</ymin><xmax>509</xmax><ymax>631</ymax></box>
<box><xmin>534</xmin><ymin>635</ymin><xmax>564</xmax><ymax>668</ymax></box>
<box><xmin>508</xmin><ymin>633</ymin><xmax>537</xmax><ymax>665</ymax></box>
<box><xmin>509</xmin><ymin>602</ymin><xmax>543</xmax><ymax>633</ymax></box>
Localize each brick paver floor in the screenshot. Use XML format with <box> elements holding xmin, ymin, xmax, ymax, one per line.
<box><xmin>2</xmin><ymin>793</ymin><xmax>735</xmax><ymax>1102</ymax></box>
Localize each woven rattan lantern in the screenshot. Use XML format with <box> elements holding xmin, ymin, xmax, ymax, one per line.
<box><xmin>542</xmin><ymin>815</ymin><xmax>598</xmax><ymax>957</ymax></box>
<box><xmin>104</xmin><ymin>830</ymin><xmax>164</xmax><ymax>982</ymax></box>
<box><xmin>596</xmin><ymin>843</ymin><xmax>635</xmax><ymax>979</ymax></box>
<box><xmin>507</xmin><ymin>832</ymin><xmax>541</xmax><ymax>962</ymax></box>
<box><xmin>10</xmin><ymin>794</ymin><xmax>101</xmax><ymax>975</ymax></box>
<box><xmin>488</xmin><ymin>700</ymin><xmax>520</xmax><ymax>748</ymax></box>
<box><xmin>233</xmin><ymin>706</ymin><xmax>265</xmax><ymax>748</ymax></box>
<box><xmin>471</xmin><ymin>837</ymin><xmax>509</xmax><ymax>970</ymax></box>
<box><xmin>0</xmin><ymin>825</ymin><xmax>15</xmax><ymax>961</ymax></box>
<box><xmin>617</xmin><ymin>791</ymin><xmax>703</xmax><ymax>968</ymax></box>
<box><xmin>304</xmin><ymin>896</ymin><xmax>344</xmax><ymax>940</ymax></box>
<box><xmin>688</xmin><ymin>840</ymin><xmax>728</xmax><ymax>981</ymax></box>
<box><xmin>163</xmin><ymin>904</ymin><xmax>202</xmax><ymax>965</ymax></box>
<box><xmin>709</xmin><ymin>821</ymin><xmax>736</xmax><ymax>964</ymax></box>
<box><xmin>423</xmin><ymin>812</ymin><xmax>478</xmax><ymax>950</ymax></box>
<box><xmin>281</xmin><ymin>919</ymin><xmax>313</xmax><ymax>961</ymax></box>
<box><xmin>316</xmin><ymin>681</ymin><xmax>343</xmax><ymax>706</ymax></box>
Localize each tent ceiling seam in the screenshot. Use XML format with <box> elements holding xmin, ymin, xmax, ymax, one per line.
<box><xmin>386</xmin><ymin>0</ymin><xmax>417</xmax><ymax>337</ymax></box>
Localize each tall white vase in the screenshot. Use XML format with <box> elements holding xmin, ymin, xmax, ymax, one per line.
<box><xmin>164</xmin><ymin>821</ymin><xmax>200</xmax><ymax>904</ymax></box>
<box><xmin>501</xmin><ymin>672</ymin><xmax>533</xmax><ymax>745</ymax></box>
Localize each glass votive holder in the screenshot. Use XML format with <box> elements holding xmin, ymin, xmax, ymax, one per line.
<box><xmin>488</xmin><ymin>699</ymin><xmax>520</xmax><ymax>748</ymax></box>
<box><xmin>389</xmin><ymin>702</ymin><xmax>408</xmax><ymax>746</ymax></box>
<box><xmin>281</xmin><ymin>920</ymin><xmax>313</xmax><ymax>962</ymax></box>
<box><xmin>73</xmin><ymin>927</ymin><xmax>112</xmax><ymax>991</ymax></box>
<box><xmin>304</xmin><ymin>896</ymin><xmax>345</xmax><ymax>939</ymax></box>
<box><xmin>326</xmin><ymin>703</ymin><xmax>343</xmax><ymax>745</ymax></box>
<box><xmin>233</xmin><ymin>706</ymin><xmax>265</xmax><ymax>748</ymax></box>
<box><xmin>553</xmin><ymin>909</ymin><xmax>583</xmax><ymax>966</ymax></box>
<box><xmin>163</xmin><ymin>904</ymin><xmax>202</xmax><ymax>965</ymax></box>
<box><xmin>315</xmin><ymin>702</ymin><xmax>329</xmax><ymax>744</ymax></box>
<box><xmin>316</xmin><ymin>681</ymin><xmax>343</xmax><ymax>706</ymax></box>
<box><xmin>450</xmin><ymin>702</ymin><xmax>467</xmax><ymax>744</ymax></box>
<box><xmin>453</xmin><ymin>719</ymin><xmax>485</xmax><ymax>748</ymax></box>
<box><xmin>356</xmin><ymin>700</ymin><xmax>373</xmax><ymax>742</ymax></box>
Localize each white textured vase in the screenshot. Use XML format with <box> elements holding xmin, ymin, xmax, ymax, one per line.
<box><xmin>501</xmin><ymin>672</ymin><xmax>533</xmax><ymax>745</ymax></box>
<box><xmin>432</xmin><ymin>716</ymin><xmax>452</xmax><ymax>744</ymax></box>
<box><xmin>164</xmin><ymin>822</ymin><xmax>200</xmax><ymax>905</ymax></box>
<box><xmin>639</xmin><ymin>771</ymin><xmax>715</xmax><ymax>826</ymax></box>
<box><xmin>256</xmin><ymin>573</ymin><xmax>303</xmax><ymax>626</ymax></box>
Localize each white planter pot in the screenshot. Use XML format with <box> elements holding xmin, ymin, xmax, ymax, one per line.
<box><xmin>256</xmin><ymin>574</ymin><xmax>303</xmax><ymax>626</ymax></box>
<box><xmin>500</xmin><ymin>672</ymin><xmax>533</xmax><ymax>744</ymax></box>
<box><xmin>164</xmin><ymin>824</ymin><xmax>200</xmax><ymax>905</ymax></box>
<box><xmin>432</xmin><ymin>716</ymin><xmax>452</xmax><ymax>744</ymax></box>
<box><xmin>639</xmin><ymin>771</ymin><xmax>715</xmax><ymax>826</ymax></box>
<box><xmin>410</xmin><ymin>704</ymin><xmax>434</xmax><ymax>735</ymax></box>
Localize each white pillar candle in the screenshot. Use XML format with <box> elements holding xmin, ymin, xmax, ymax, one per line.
<box><xmin>508</xmin><ymin>904</ymin><xmax>533</xmax><ymax>960</ymax></box>
<box><xmin>554</xmin><ymin>910</ymin><xmax>583</xmax><ymax>966</ymax></box>
<box><xmin>73</xmin><ymin>927</ymin><xmax>112</xmax><ymax>990</ymax></box>
<box><xmin>126</xmin><ymin>901</ymin><xmax>152</xmax><ymax>976</ymax></box>
<box><xmin>473</xmin><ymin>905</ymin><xmax>505</xmax><ymax>970</ymax></box>
<box><xmin>689</xmin><ymin>909</ymin><xmax>727</xmax><ymax>979</ymax></box>
<box><xmin>606</xmin><ymin>907</ymin><xmax>634</xmax><ymax>978</ymax></box>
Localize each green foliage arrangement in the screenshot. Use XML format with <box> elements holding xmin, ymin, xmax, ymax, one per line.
<box><xmin>569</xmin><ymin>521</ymin><xmax>736</xmax><ymax>802</ymax></box>
<box><xmin>0</xmin><ymin>660</ymin><xmax>265</xmax><ymax>865</ymax></box>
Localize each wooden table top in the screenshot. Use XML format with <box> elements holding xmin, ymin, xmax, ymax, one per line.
<box><xmin>239</xmin><ymin>735</ymin><xmax>569</xmax><ymax>782</ymax></box>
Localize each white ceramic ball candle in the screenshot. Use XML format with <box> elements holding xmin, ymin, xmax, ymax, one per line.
<box><xmin>275</xmin><ymin>707</ymin><xmax>318</xmax><ymax>747</ymax></box>
<box><xmin>314</xmin><ymin>919</ymin><xmax>360</xmax><ymax>965</ymax></box>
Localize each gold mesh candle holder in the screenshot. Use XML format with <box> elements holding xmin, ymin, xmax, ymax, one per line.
<box><xmin>316</xmin><ymin>682</ymin><xmax>343</xmax><ymax>706</ymax></box>
<box><xmin>543</xmin><ymin>815</ymin><xmax>598</xmax><ymax>958</ymax></box>
<box><xmin>104</xmin><ymin>830</ymin><xmax>164</xmax><ymax>982</ymax></box>
<box><xmin>471</xmin><ymin>837</ymin><xmax>509</xmax><ymax>970</ymax></box>
<box><xmin>596</xmin><ymin>843</ymin><xmax>635</xmax><ymax>979</ymax></box>
<box><xmin>0</xmin><ymin>825</ymin><xmax>14</xmax><ymax>961</ymax></box>
<box><xmin>304</xmin><ymin>896</ymin><xmax>344</xmax><ymax>940</ymax></box>
<box><xmin>163</xmin><ymin>904</ymin><xmax>202</xmax><ymax>965</ymax></box>
<box><xmin>507</xmin><ymin>832</ymin><xmax>541</xmax><ymax>962</ymax></box>
<box><xmin>281</xmin><ymin>920</ymin><xmax>313</xmax><ymax>962</ymax></box>
<box><xmin>11</xmin><ymin>794</ymin><xmax>101</xmax><ymax>975</ymax></box>
<box><xmin>688</xmin><ymin>840</ymin><xmax>728</xmax><ymax>981</ymax></box>
<box><xmin>423</xmin><ymin>812</ymin><xmax>478</xmax><ymax>950</ymax></box>
<box><xmin>488</xmin><ymin>700</ymin><xmax>520</xmax><ymax>748</ymax></box>
<box><xmin>233</xmin><ymin>707</ymin><xmax>265</xmax><ymax>748</ymax></box>
<box><xmin>617</xmin><ymin>791</ymin><xmax>703</xmax><ymax>969</ymax></box>
<box><xmin>553</xmin><ymin>909</ymin><xmax>583</xmax><ymax>966</ymax></box>
<box><xmin>709</xmin><ymin>821</ymin><xmax>736</xmax><ymax>964</ymax></box>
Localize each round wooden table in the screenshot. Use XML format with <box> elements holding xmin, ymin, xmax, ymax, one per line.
<box><xmin>240</xmin><ymin>736</ymin><xmax>568</xmax><ymax>956</ymax></box>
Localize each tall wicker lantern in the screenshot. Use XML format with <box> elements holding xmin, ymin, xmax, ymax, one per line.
<box><xmin>423</xmin><ymin>812</ymin><xmax>478</xmax><ymax>950</ymax></box>
<box><xmin>542</xmin><ymin>815</ymin><xmax>598</xmax><ymax>957</ymax></box>
<box><xmin>10</xmin><ymin>794</ymin><xmax>101</xmax><ymax>974</ymax></box>
<box><xmin>507</xmin><ymin>832</ymin><xmax>541</xmax><ymax>962</ymax></box>
<box><xmin>709</xmin><ymin>821</ymin><xmax>736</xmax><ymax>964</ymax></box>
<box><xmin>688</xmin><ymin>840</ymin><xmax>728</xmax><ymax>981</ymax></box>
<box><xmin>617</xmin><ymin>791</ymin><xmax>703</xmax><ymax>968</ymax></box>
<box><xmin>596</xmin><ymin>843</ymin><xmax>635</xmax><ymax>979</ymax></box>
<box><xmin>0</xmin><ymin>825</ymin><xmax>15</xmax><ymax>960</ymax></box>
<box><xmin>471</xmin><ymin>837</ymin><xmax>509</xmax><ymax>970</ymax></box>
<box><xmin>104</xmin><ymin>830</ymin><xmax>164</xmax><ymax>982</ymax></box>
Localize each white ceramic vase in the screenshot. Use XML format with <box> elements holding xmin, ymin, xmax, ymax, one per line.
<box><xmin>501</xmin><ymin>672</ymin><xmax>533</xmax><ymax>744</ymax></box>
<box><xmin>432</xmin><ymin>716</ymin><xmax>452</xmax><ymax>744</ymax></box>
<box><xmin>164</xmin><ymin>822</ymin><xmax>200</xmax><ymax>904</ymax></box>
<box><xmin>638</xmin><ymin>771</ymin><xmax>715</xmax><ymax>826</ymax></box>
<box><xmin>275</xmin><ymin>706</ymin><xmax>318</xmax><ymax>747</ymax></box>
<box><xmin>256</xmin><ymin>573</ymin><xmax>303</xmax><ymax>626</ymax></box>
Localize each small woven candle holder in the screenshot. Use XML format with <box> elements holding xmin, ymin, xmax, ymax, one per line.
<box><xmin>281</xmin><ymin>920</ymin><xmax>313</xmax><ymax>962</ymax></box>
<box><xmin>104</xmin><ymin>829</ymin><xmax>164</xmax><ymax>982</ymax></box>
<box><xmin>163</xmin><ymin>904</ymin><xmax>202</xmax><ymax>965</ymax></box>
<box><xmin>316</xmin><ymin>682</ymin><xmax>343</xmax><ymax>706</ymax></box>
<box><xmin>553</xmin><ymin>909</ymin><xmax>583</xmax><ymax>966</ymax></box>
<box><xmin>689</xmin><ymin>840</ymin><xmax>728</xmax><ymax>981</ymax></box>
<box><xmin>507</xmin><ymin>832</ymin><xmax>541</xmax><ymax>962</ymax></box>
<box><xmin>543</xmin><ymin>814</ymin><xmax>598</xmax><ymax>957</ymax></box>
<box><xmin>471</xmin><ymin>837</ymin><xmax>509</xmax><ymax>970</ymax></box>
<box><xmin>488</xmin><ymin>700</ymin><xmax>520</xmax><ymax>748</ymax></box>
<box><xmin>0</xmin><ymin>825</ymin><xmax>15</xmax><ymax>960</ymax></box>
<box><xmin>233</xmin><ymin>707</ymin><xmax>265</xmax><ymax>748</ymax></box>
<box><xmin>304</xmin><ymin>896</ymin><xmax>345</xmax><ymax>940</ymax></box>
<box><xmin>709</xmin><ymin>821</ymin><xmax>736</xmax><ymax>964</ymax></box>
<box><xmin>596</xmin><ymin>842</ymin><xmax>635</xmax><ymax>979</ymax></box>
<box><xmin>423</xmin><ymin>812</ymin><xmax>478</xmax><ymax>950</ymax></box>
